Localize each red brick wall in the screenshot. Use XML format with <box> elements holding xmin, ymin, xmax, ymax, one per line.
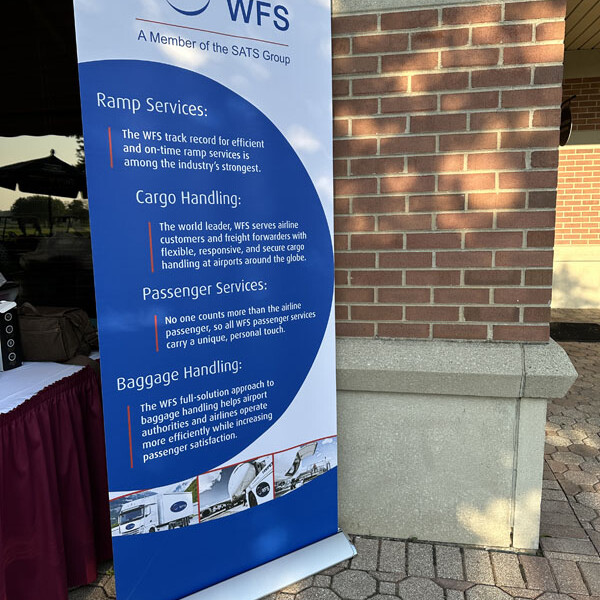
<box><xmin>332</xmin><ymin>0</ymin><xmax>566</xmax><ymax>343</ymax></box>
<box><xmin>556</xmin><ymin>78</ymin><xmax>600</xmax><ymax>246</ymax></box>
<box><xmin>556</xmin><ymin>148</ymin><xmax>600</xmax><ymax>245</ymax></box>
<box><xmin>563</xmin><ymin>77</ymin><xmax>600</xmax><ymax>131</ymax></box>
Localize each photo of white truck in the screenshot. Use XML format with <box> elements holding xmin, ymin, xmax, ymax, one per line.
<box><xmin>118</xmin><ymin>492</ymin><xmax>195</xmax><ymax>536</ymax></box>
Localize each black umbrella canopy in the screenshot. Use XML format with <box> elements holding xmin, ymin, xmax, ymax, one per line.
<box><xmin>0</xmin><ymin>150</ymin><xmax>86</xmax><ymax>199</ymax></box>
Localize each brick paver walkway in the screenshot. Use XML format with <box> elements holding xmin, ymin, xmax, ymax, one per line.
<box><xmin>69</xmin><ymin>313</ymin><xmax>600</xmax><ymax>600</ymax></box>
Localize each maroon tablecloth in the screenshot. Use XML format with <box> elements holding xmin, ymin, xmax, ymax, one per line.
<box><xmin>0</xmin><ymin>367</ymin><xmax>112</xmax><ymax>600</ymax></box>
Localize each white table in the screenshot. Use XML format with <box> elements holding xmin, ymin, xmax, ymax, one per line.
<box><xmin>0</xmin><ymin>352</ymin><xmax>99</xmax><ymax>414</ymax></box>
<box><xmin>0</xmin><ymin>362</ymin><xmax>84</xmax><ymax>413</ymax></box>
<box><xmin>0</xmin><ymin>352</ymin><xmax>111</xmax><ymax>600</ymax></box>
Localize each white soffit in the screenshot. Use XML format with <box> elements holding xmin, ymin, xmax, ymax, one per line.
<box><xmin>566</xmin><ymin>0</ymin><xmax>600</xmax><ymax>50</ymax></box>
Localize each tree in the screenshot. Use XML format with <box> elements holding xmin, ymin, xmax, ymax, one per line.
<box><xmin>75</xmin><ymin>135</ymin><xmax>85</xmax><ymax>171</ymax></box>
<box><xmin>67</xmin><ymin>199</ymin><xmax>89</xmax><ymax>221</ymax></box>
<box><xmin>10</xmin><ymin>195</ymin><xmax>67</xmax><ymax>225</ymax></box>
<box><xmin>74</xmin><ymin>135</ymin><xmax>88</xmax><ymax>198</ymax></box>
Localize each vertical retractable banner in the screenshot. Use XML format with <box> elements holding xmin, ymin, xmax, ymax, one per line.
<box><xmin>73</xmin><ymin>1</ymin><xmax>353</xmax><ymax>599</ymax></box>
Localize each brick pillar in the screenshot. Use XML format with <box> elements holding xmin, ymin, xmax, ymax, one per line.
<box><xmin>332</xmin><ymin>0</ymin><xmax>567</xmax><ymax>342</ymax></box>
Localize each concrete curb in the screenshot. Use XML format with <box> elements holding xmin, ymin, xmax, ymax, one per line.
<box><xmin>337</xmin><ymin>338</ymin><xmax>577</xmax><ymax>400</ymax></box>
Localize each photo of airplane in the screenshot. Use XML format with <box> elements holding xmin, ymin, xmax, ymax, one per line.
<box><xmin>198</xmin><ymin>456</ymin><xmax>273</xmax><ymax>521</ymax></box>
<box><xmin>274</xmin><ymin>437</ymin><xmax>337</xmax><ymax>499</ymax></box>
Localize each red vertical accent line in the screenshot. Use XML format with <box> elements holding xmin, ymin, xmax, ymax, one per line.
<box><xmin>127</xmin><ymin>406</ymin><xmax>133</xmax><ymax>469</ymax></box>
<box><xmin>197</xmin><ymin>476</ymin><xmax>202</xmax><ymax>523</ymax></box>
<box><xmin>108</xmin><ymin>127</ymin><xmax>114</xmax><ymax>168</ymax></box>
<box><xmin>154</xmin><ymin>315</ymin><xmax>159</xmax><ymax>352</ymax></box>
<box><xmin>148</xmin><ymin>222</ymin><xmax>155</xmax><ymax>273</ymax></box>
<box><xmin>271</xmin><ymin>454</ymin><xmax>276</xmax><ymax>500</ymax></box>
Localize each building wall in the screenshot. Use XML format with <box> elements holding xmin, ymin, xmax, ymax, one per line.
<box><xmin>556</xmin><ymin>145</ymin><xmax>600</xmax><ymax>246</ymax></box>
<box><xmin>556</xmin><ymin>78</ymin><xmax>600</xmax><ymax>246</ymax></box>
<box><xmin>553</xmin><ymin>73</ymin><xmax>600</xmax><ymax>308</ymax></box>
<box><xmin>562</xmin><ymin>77</ymin><xmax>600</xmax><ymax>133</ymax></box>
<box><xmin>332</xmin><ymin>0</ymin><xmax>566</xmax><ymax>342</ymax></box>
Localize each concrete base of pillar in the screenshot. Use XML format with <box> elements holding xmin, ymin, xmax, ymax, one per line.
<box><xmin>336</xmin><ymin>339</ymin><xmax>577</xmax><ymax>550</ymax></box>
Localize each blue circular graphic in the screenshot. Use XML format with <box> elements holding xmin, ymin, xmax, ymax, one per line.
<box><xmin>166</xmin><ymin>0</ymin><xmax>211</xmax><ymax>16</ymax></box>
<box><xmin>256</xmin><ymin>482</ymin><xmax>271</xmax><ymax>497</ymax></box>
<box><xmin>170</xmin><ymin>501</ymin><xmax>189</xmax><ymax>512</ymax></box>
<box><xmin>79</xmin><ymin>61</ymin><xmax>333</xmax><ymax>490</ymax></box>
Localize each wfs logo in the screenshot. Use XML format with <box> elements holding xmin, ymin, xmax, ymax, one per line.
<box><xmin>170</xmin><ymin>501</ymin><xmax>188</xmax><ymax>512</ymax></box>
<box><xmin>167</xmin><ymin>0</ymin><xmax>210</xmax><ymax>16</ymax></box>
<box><xmin>166</xmin><ymin>0</ymin><xmax>290</xmax><ymax>31</ymax></box>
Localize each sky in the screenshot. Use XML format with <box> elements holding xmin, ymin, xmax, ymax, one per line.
<box><xmin>0</xmin><ymin>135</ymin><xmax>80</xmax><ymax>212</ymax></box>
<box><xmin>198</xmin><ymin>468</ymin><xmax>229</xmax><ymax>507</ymax></box>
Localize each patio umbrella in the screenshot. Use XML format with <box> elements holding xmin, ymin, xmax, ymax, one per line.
<box><xmin>0</xmin><ymin>150</ymin><xmax>86</xmax><ymax>235</ymax></box>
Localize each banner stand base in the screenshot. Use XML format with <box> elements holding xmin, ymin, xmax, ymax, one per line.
<box><xmin>182</xmin><ymin>531</ymin><xmax>356</xmax><ymax>600</ymax></box>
